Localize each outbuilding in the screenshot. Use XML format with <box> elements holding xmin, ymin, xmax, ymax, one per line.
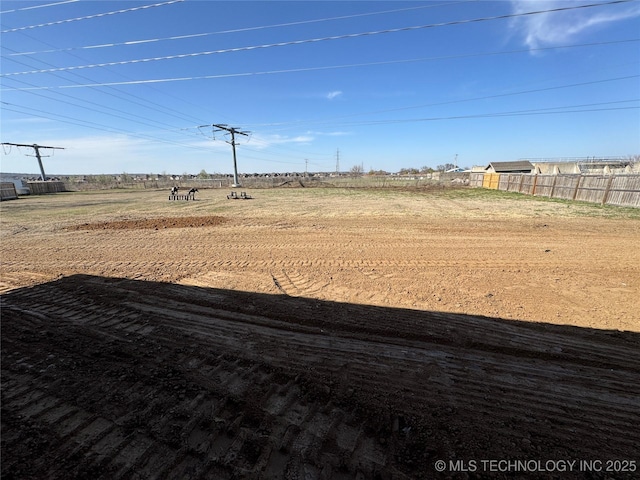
<box><xmin>484</xmin><ymin>161</ymin><xmax>534</xmax><ymax>174</ymax></box>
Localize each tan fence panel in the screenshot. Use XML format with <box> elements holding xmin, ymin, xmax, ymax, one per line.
<box><xmin>482</xmin><ymin>174</ymin><xmax>491</xmax><ymax>188</ymax></box>
<box><xmin>483</xmin><ymin>173</ymin><xmax>500</xmax><ymax>189</ymax></box>
<box><xmin>1</xmin><ymin>182</ymin><xmax>18</xmax><ymax>201</ymax></box>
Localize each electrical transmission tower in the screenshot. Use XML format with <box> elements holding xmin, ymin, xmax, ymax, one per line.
<box><xmin>1</xmin><ymin>143</ymin><xmax>64</xmax><ymax>180</ymax></box>
<box><xmin>201</xmin><ymin>124</ymin><xmax>250</xmax><ymax>187</ymax></box>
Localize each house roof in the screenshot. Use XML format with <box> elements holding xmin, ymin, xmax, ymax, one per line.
<box><xmin>485</xmin><ymin>161</ymin><xmax>534</xmax><ymax>173</ymax></box>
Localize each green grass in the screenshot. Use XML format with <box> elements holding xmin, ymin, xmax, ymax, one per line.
<box><xmin>439</xmin><ymin>187</ymin><xmax>640</xmax><ymax>219</ymax></box>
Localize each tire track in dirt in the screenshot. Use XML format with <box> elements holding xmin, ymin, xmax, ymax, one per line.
<box><xmin>1</xmin><ymin>278</ymin><xmax>410</xmax><ymax>479</ymax></box>
<box><xmin>272</xmin><ymin>270</ymin><xmax>331</xmax><ymax>298</ymax></box>
<box><xmin>3</xmin><ymin>274</ymin><xmax>639</xmax><ymax>479</ymax></box>
<box><xmin>13</xmin><ymin>258</ymin><xmax>616</xmax><ymax>274</ymax></box>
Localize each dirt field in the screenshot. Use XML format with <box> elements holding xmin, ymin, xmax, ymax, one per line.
<box><xmin>2</xmin><ymin>186</ymin><xmax>639</xmax><ymax>479</ymax></box>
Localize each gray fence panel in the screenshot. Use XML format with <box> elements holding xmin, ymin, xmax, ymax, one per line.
<box><xmin>604</xmin><ymin>175</ymin><xmax>640</xmax><ymax>207</ymax></box>
<box><xmin>520</xmin><ymin>176</ymin><xmax>536</xmax><ymax>194</ymax></box>
<box><xmin>550</xmin><ymin>175</ymin><xmax>580</xmax><ymax>200</ymax></box>
<box><xmin>469</xmin><ymin>172</ymin><xmax>484</xmax><ymax>187</ymax></box>
<box><xmin>1</xmin><ymin>182</ymin><xmax>18</xmax><ymax>201</ymax></box>
<box><xmin>533</xmin><ymin>175</ymin><xmax>554</xmax><ymax>197</ymax></box>
<box><xmin>574</xmin><ymin>176</ymin><xmax>609</xmax><ymax>203</ymax></box>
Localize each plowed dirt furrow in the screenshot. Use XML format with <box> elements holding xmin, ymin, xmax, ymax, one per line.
<box><xmin>12</xmin><ymin>278</ymin><xmax>638</xmax><ymax>382</ymax></box>
<box><xmin>145</xmin><ymin>294</ymin><xmax>637</xmax><ymax>374</ymax></box>
<box><xmin>0</xmin><ymin>256</ymin><xmax>606</xmax><ymax>276</ymax></box>
<box><xmin>2</xmin><ymin>290</ymin><xmax>405</xmax><ymax>478</ymax></box>
<box><xmin>6</xmin><ymin>275</ymin><xmax>636</xmax><ymax>377</ymax></box>
<box><xmin>3</xmin><ymin>274</ymin><xmax>639</xmax><ymax>479</ymax></box>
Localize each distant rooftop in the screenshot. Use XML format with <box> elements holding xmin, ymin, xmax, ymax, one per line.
<box><xmin>519</xmin><ymin>156</ymin><xmax>630</xmax><ymax>163</ymax></box>
<box><xmin>485</xmin><ymin>161</ymin><xmax>534</xmax><ymax>173</ymax></box>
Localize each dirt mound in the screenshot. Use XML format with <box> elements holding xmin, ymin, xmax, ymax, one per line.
<box><xmin>2</xmin><ymin>275</ymin><xmax>639</xmax><ymax>479</ymax></box>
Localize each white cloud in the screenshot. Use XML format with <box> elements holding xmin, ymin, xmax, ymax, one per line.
<box><xmin>509</xmin><ymin>0</ymin><xmax>640</xmax><ymax>50</ymax></box>
<box><xmin>51</xmin><ymin>135</ymin><xmax>159</xmax><ymax>172</ymax></box>
<box><xmin>247</xmin><ymin>133</ymin><xmax>315</xmax><ymax>150</ymax></box>
<box><xmin>305</xmin><ymin>130</ymin><xmax>352</xmax><ymax>137</ymax></box>
<box><xmin>326</xmin><ymin>90</ymin><xmax>343</xmax><ymax>100</ymax></box>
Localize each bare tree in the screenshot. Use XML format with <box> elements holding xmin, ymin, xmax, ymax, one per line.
<box><xmin>436</xmin><ymin>163</ymin><xmax>456</xmax><ymax>172</ymax></box>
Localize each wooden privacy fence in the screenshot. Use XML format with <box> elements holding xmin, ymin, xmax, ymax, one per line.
<box><xmin>469</xmin><ymin>173</ymin><xmax>640</xmax><ymax>208</ymax></box>
<box><xmin>27</xmin><ymin>181</ymin><xmax>66</xmax><ymax>194</ymax></box>
<box><xmin>1</xmin><ymin>182</ymin><xmax>18</xmax><ymax>201</ymax></box>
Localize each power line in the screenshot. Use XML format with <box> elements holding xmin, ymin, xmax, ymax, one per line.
<box><xmin>321</xmin><ymin>101</ymin><xmax>640</xmax><ymax>127</ymax></box>
<box><xmin>294</xmin><ymin>74</ymin><xmax>640</xmax><ymax>126</ymax></box>
<box><xmin>5</xmin><ymin>98</ymin><xmax>634</xmax><ymax>142</ymax></box>
<box><xmin>5</xmin><ymin>1</ymin><xmax>473</xmax><ymax>56</ymax></box>
<box><xmin>2</xmin><ymin>2</ymin><xmax>635</xmax><ymax>174</ymax></box>
<box><xmin>0</xmin><ymin>64</ymin><xmax>207</xmax><ymax>140</ymax></box>
<box><xmin>0</xmin><ymin>0</ymin><xmax>80</xmax><ymax>15</ymax></box>
<box><xmin>1</xmin><ymin>41</ymin><xmax>214</xmax><ymax>130</ymax></box>
<box><xmin>2</xmin><ymin>75</ymin><xmax>206</xmax><ymax>140</ymax></box>
<box><xmin>234</xmin><ymin>74</ymin><xmax>640</xmax><ymax>133</ymax></box>
<box><xmin>1</xmin><ymin>102</ymin><xmax>213</xmax><ymax>152</ymax></box>
<box><xmin>4</xmin><ymin>39</ymin><xmax>637</xmax><ymax>91</ymax></box>
<box><xmin>3</xmin><ymin>0</ymin><xmax>632</xmax><ymax>77</ymax></box>
<box><xmin>0</xmin><ymin>0</ymin><xmax>183</xmax><ymax>33</ymax></box>
<box><xmin>1</xmin><ymin>27</ymin><xmax>238</xmax><ymax>154</ymax></box>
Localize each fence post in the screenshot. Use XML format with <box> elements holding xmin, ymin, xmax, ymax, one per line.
<box><xmin>532</xmin><ymin>175</ymin><xmax>538</xmax><ymax>196</ymax></box>
<box><xmin>601</xmin><ymin>175</ymin><xmax>614</xmax><ymax>206</ymax></box>
<box><xmin>572</xmin><ymin>175</ymin><xmax>582</xmax><ymax>201</ymax></box>
<box><xmin>549</xmin><ymin>175</ymin><xmax>558</xmax><ymax>198</ymax></box>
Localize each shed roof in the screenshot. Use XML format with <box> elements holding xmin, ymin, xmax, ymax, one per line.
<box><xmin>485</xmin><ymin>161</ymin><xmax>534</xmax><ymax>173</ymax></box>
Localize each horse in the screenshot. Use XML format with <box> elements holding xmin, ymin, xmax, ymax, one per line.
<box><xmin>187</xmin><ymin>188</ymin><xmax>198</xmax><ymax>199</ymax></box>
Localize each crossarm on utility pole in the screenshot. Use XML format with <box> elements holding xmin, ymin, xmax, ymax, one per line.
<box><xmin>1</xmin><ymin>143</ymin><xmax>65</xmax><ymax>181</ymax></box>
<box><xmin>200</xmin><ymin>125</ymin><xmax>250</xmax><ymax>187</ymax></box>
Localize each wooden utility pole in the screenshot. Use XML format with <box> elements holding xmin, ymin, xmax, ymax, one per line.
<box><xmin>201</xmin><ymin>124</ymin><xmax>250</xmax><ymax>187</ymax></box>
<box><xmin>1</xmin><ymin>143</ymin><xmax>64</xmax><ymax>181</ymax></box>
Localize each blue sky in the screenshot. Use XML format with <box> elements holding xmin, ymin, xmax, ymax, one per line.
<box><xmin>1</xmin><ymin>0</ymin><xmax>639</xmax><ymax>175</ymax></box>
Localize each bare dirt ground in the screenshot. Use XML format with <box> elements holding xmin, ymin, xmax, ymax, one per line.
<box><xmin>1</xmin><ymin>186</ymin><xmax>639</xmax><ymax>479</ymax></box>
